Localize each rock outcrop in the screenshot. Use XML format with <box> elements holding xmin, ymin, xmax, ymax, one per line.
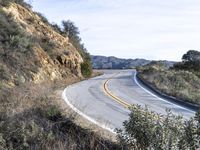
<box><xmin>0</xmin><ymin>2</ymin><xmax>83</xmax><ymax>87</ymax></box>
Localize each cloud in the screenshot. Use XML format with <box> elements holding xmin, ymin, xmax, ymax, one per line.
<box><xmin>26</xmin><ymin>0</ymin><xmax>200</xmax><ymax>61</ymax></box>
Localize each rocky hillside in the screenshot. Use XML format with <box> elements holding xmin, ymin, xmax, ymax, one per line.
<box><xmin>0</xmin><ymin>1</ymin><xmax>84</xmax><ymax>88</ymax></box>
<box><xmin>92</xmin><ymin>55</ymin><xmax>150</xmax><ymax>69</ymax></box>
<box><xmin>0</xmin><ymin>1</ymin><xmax>120</xmax><ymax>149</ymax></box>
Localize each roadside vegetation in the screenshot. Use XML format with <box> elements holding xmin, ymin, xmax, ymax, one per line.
<box><xmin>119</xmin><ymin>50</ymin><xmax>200</xmax><ymax>149</ymax></box>
<box><xmin>117</xmin><ymin>105</ymin><xmax>200</xmax><ymax>150</ymax></box>
<box><xmin>49</xmin><ymin>19</ymin><xmax>92</xmax><ymax>77</ymax></box>
<box><xmin>0</xmin><ymin>0</ymin><xmax>104</xmax><ymax>149</ymax></box>
<box><xmin>53</xmin><ymin>20</ymin><xmax>93</xmax><ymax>77</ymax></box>
<box><xmin>0</xmin><ymin>81</ymin><xmax>120</xmax><ymax>150</ymax></box>
<box><xmin>137</xmin><ymin>50</ymin><xmax>200</xmax><ymax>106</ymax></box>
<box><xmin>0</xmin><ymin>2</ymin><xmax>38</xmax><ymax>86</ymax></box>
<box><xmin>0</xmin><ymin>0</ymin><xmax>32</xmax><ymax>9</ymax></box>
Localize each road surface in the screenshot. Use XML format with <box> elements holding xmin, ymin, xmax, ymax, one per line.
<box><xmin>62</xmin><ymin>70</ymin><xmax>196</xmax><ymax>131</ymax></box>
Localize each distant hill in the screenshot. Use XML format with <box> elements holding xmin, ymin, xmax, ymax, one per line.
<box><xmin>91</xmin><ymin>55</ymin><xmax>151</xmax><ymax>69</ymax></box>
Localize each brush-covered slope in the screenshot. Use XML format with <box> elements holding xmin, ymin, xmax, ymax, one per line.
<box><xmin>0</xmin><ymin>1</ymin><xmax>83</xmax><ymax>88</ymax></box>
<box><xmin>137</xmin><ymin>51</ymin><xmax>200</xmax><ymax>106</ymax></box>
<box><xmin>0</xmin><ymin>1</ymin><xmax>120</xmax><ymax>149</ymax></box>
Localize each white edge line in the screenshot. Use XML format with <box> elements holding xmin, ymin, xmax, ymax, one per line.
<box><xmin>62</xmin><ymin>87</ymin><xmax>116</xmax><ymax>134</ymax></box>
<box><xmin>133</xmin><ymin>70</ymin><xmax>195</xmax><ymax>113</ymax></box>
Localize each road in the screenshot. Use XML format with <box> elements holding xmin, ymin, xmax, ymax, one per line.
<box><xmin>62</xmin><ymin>70</ymin><xmax>196</xmax><ymax>131</ymax></box>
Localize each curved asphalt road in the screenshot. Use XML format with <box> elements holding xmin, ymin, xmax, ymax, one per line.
<box><xmin>63</xmin><ymin>70</ymin><xmax>196</xmax><ymax>131</ymax></box>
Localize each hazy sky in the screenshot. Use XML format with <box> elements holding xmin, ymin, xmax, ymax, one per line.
<box><xmin>26</xmin><ymin>0</ymin><xmax>200</xmax><ymax>61</ymax></box>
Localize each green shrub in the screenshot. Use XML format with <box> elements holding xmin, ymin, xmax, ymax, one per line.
<box><xmin>9</xmin><ymin>35</ymin><xmax>32</xmax><ymax>51</ymax></box>
<box><xmin>45</xmin><ymin>105</ymin><xmax>62</xmax><ymax>121</ymax></box>
<box><xmin>0</xmin><ymin>8</ymin><xmax>33</xmax><ymax>52</ymax></box>
<box><xmin>40</xmin><ymin>38</ymin><xmax>55</xmax><ymax>55</ymax></box>
<box><xmin>35</xmin><ymin>12</ymin><xmax>49</xmax><ymax>24</ymax></box>
<box><xmin>173</xmin><ymin>50</ymin><xmax>200</xmax><ymax>78</ymax></box>
<box><xmin>0</xmin><ymin>100</ymin><xmax>120</xmax><ymax>149</ymax></box>
<box><xmin>61</xmin><ymin>20</ymin><xmax>92</xmax><ymax>68</ymax></box>
<box><xmin>51</xmin><ymin>23</ymin><xmax>63</xmax><ymax>35</ymax></box>
<box><xmin>117</xmin><ymin>105</ymin><xmax>200</xmax><ymax>150</ymax></box>
<box><xmin>81</xmin><ymin>61</ymin><xmax>92</xmax><ymax>78</ymax></box>
<box><xmin>139</xmin><ymin>62</ymin><xmax>200</xmax><ymax>105</ymax></box>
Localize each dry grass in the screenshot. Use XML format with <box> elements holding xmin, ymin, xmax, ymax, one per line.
<box><xmin>0</xmin><ymin>77</ymin><xmax>120</xmax><ymax>150</ymax></box>
<box><xmin>138</xmin><ymin>62</ymin><xmax>200</xmax><ymax>105</ymax></box>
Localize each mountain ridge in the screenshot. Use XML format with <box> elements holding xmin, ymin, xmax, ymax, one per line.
<box><xmin>92</xmin><ymin>55</ymin><xmax>151</xmax><ymax>69</ymax></box>
<box><xmin>92</xmin><ymin>55</ymin><xmax>176</xmax><ymax>69</ymax></box>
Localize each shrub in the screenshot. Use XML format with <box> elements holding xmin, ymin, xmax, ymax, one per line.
<box><xmin>117</xmin><ymin>105</ymin><xmax>200</xmax><ymax>150</ymax></box>
<box><xmin>61</xmin><ymin>20</ymin><xmax>92</xmax><ymax>66</ymax></box>
<box><xmin>0</xmin><ymin>8</ymin><xmax>33</xmax><ymax>52</ymax></box>
<box><xmin>173</xmin><ymin>50</ymin><xmax>200</xmax><ymax>77</ymax></box>
<box><xmin>139</xmin><ymin>62</ymin><xmax>200</xmax><ymax>105</ymax></box>
<box><xmin>9</xmin><ymin>35</ymin><xmax>33</xmax><ymax>52</ymax></box>
<box><xmin>0</xmin><ymin>0</ymin><xmax>11</xmax><ymax>6</ymax></box>
<box><xmin>51</xmin><ymin>23</ymin><xmax>63</xmax><ymax>35</ymax></box>
<box><xmin>0</xmin><ymin>64</ymin><xmax>10</xmax><ymax>81</ymax></box>
<box><xmin>40</xmin><ymin>37</ymin><xmax>55</xmax><ymax>55</ymax></box>
<box><xmin>45</xmin><ymin>105</ymin><xmax>62</xmax><ymax>121</ymax></box>
<box><xmin>0</xmin><ymin>99</ymin><xmax>120</xmax><ymax>149</ymax></box>
<box><xmin>81</xmin><ymin>60</ymin><xmax>92</xmax><ymax>78</ymax></box>
<box><xmin>0</xmin><ymin>0</ymin><xmax>32</xmax><ymax>8</ymax></box>
<box><xmin>35</xmin><ymin>12</ymin><xmax>49</xmax><ymax>24</ymax></box>
<box><xmin>0</xmin><ymin>83</ymin><xmax>121</xmax><ymax>149</ymax></box>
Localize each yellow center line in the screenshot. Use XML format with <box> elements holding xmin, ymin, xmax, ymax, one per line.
<box><xmin>103</xmin><ymin>73</ymin><xmax>131</xmax><ymax>108</ymax></box>
<box><xmin>103</xmin><ymin>73</ymin><xmax>166</xmax><ymax>121</ymax></box>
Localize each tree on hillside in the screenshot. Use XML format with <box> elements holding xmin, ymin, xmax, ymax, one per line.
<box><xmin>62</xmin><ymin>20</ymin><xmax>80</xmax><ymax>43</ymax></box>
<box><xmin>51</xmin><ymin>23</ymin><xmax>63</xmax><ymax>35</ymax></box>
<box><xmin>62</xmin><ymin>20</ymin><xmax>85</xmax><ymax>54</ymax></box>
<box><xmin>61</xmin><ymin>20</ymin><xmax>92</xmax><ymax>77</ymax></box>
<box><xmin>182</xmin><ymin>50</ymin><xmax>200</xmax><ymax>63</ymax></box>
<box><xmin>173</xmin><ymin>50</ymin><xmax>200</xmax><ymax>74</ymax></box>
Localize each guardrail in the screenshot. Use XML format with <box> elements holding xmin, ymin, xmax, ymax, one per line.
<box><xmin>136</xmin><ymin>73</ymin><xmax>199</xmax><ymax>112</ymax></box>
